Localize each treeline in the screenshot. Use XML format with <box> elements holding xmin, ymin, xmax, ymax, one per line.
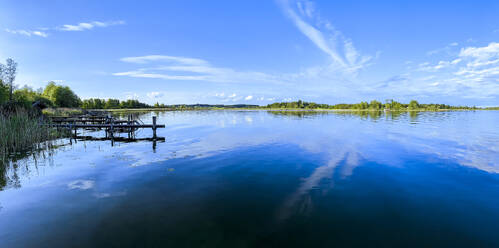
<box><xmin>1</xmin><ymin>80</ymin><xmax>152</xmax><ymax>110</ymax></box>
<box><xmin>81</xmin><ymin>98</ymin><xmax>150</xmax><ymax>109</ymax></box>
<box><xmin>266</xmin><ymin>100</ymin><xmax>479</xmax><ymax>110</ymax></box>
<box><xmin>152</xmin><ymin>104</ymin><xmax>259</xmax><ymax>110</ymax></box>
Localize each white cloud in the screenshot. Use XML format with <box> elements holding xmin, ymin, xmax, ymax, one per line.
<box><xmin>68</xmin><ymin>180</ymin><xmax>94</xmax><ymax>190</ymax></box>
<box><xmin>278</xmin><ymin>0</ymin><xmax>372</xmax><ymax>74</ymax></box>
<box><xmin>124</xmin><ymin>92</ymin><xmax>139</xmax><ymax>100</ymax></box>
<box><xmin>379</xmin><ymin>42</ymin><xmax>499</xmax><ymax>100</ymax></box>
<box><xmin>120</xmin><ymin>55</ymin><xmax>207</xmax><ymax>65</ymax></box>
<box><xmin>418</xmin><ymin>59</ymin><xmax>462</xmax><ymax>72</ymax></box>
<box><xmin>459</xmin><ymin>42</ymin><xmax>499</xmax><ymax>60</ymax></box>
<box><xmin>147</xmin><ymin>91</ymin><xmax>164</xmax><ymax>98</ymax></box>
<box><xmin>5</xmin><ymin>20</ymin><xmax>124</xmax><ymax>38</ymax></box>
<box><xmin>4</xmin><ymin>29</ymin><xmax>48</xmax><ymax>37</ymax></box>
<box><xmin>212</xmin><ymin>92</ymin><xmax>257</xmax><ymax>103</ymax></box>
<box><xmin>59</xmin><ymin>20</ymin><xmax>125</xmax><ymax>31</ymax></box>
<box><xmin>114</xmin><ymin>55</ymin><xmax>285</xmax><ymax>85</ymax></box>
<box><xmin>427</xmin><ymin>42</ymin><xmax>460</xmax><ymax>56</ymax></box>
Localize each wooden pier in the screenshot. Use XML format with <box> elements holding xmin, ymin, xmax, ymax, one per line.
<box><xmin>46</xmin><ymin>114</ymin><xmax>165</xmax><ymax>140</ymax></box>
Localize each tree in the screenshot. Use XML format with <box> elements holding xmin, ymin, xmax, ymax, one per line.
<box><xmin>105</xmin><ymin>99</ymin><xmax>121</xmax><ymax>109</ymax></box>
<box><xmin>43</xmin><ymin>82</ymin><xmax>81</xmax><ymax>107</ymax></box>
<box><xmin>13</xmin><ymin>86</ymin><xmax>53</xmax><ymax>108</ymax></box>
<box><xmin>0</xmin><ymin>79</ymin><xmax>8</xmax><ymax>104</ymax></box>
<box><xmin>408</xmin><ymin>100</ymin><xmax>419</xmax><ymax>110</ymax></box>
<box><xmin>0</xmin><ymin>58</ymin><xmax>18</xmax><ymax>101</ymax></box>
<box><xmin>369</xmin><ymin>100</ymin><xmax>382</xmax><ymax>110</ymax></box>
<box><xmin>297</xmin><ymin>100</ymin><xmax>303</xmax><ymax>108</ymax></box>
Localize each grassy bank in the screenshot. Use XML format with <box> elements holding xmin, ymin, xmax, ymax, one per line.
<box><xmin>42</xmin><ymin>107</ymin><xmax>84</xmax><ymax>116</ymax></box>
<box><xmin>0</xmin><ymin>110</ymin><xmax>68</xmax><ymax>159</ymax></box>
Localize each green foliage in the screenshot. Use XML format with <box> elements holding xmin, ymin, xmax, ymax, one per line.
<box><xmin>42</xmin><ymin>108</ymin><xmax>84</xmax><ymax>117</ymax></box>
<box><xmin>43</xmin><ymin>82</ymin><xmax>81</xmax><ymax>108</ymax></box>
<box><xmin>369</xmin><ymin>100</ymin><xmax>383</xmax><ymax>110</ymax></box>
<box><xmin>105</xmin><ymin>99</ymin><xmax>121</xmax><ymax>109</ymax></box>
<box><xmin>0</xmin><ymin>109</ymin><xmax>68</xmax><ymax>158</ymax></box>
<box><xmin>0</xmin><ymin>58</ymin><xmax>18</xmax><ymax>101</ymax></box>
<box><xmin>266</xmin><ymin>99</ymin><xmax>478</xmax><ymax>111</ymax></box>
<box><xmin>13</xmin><ymin>86</ymin><xmax>53</xmax><ymax>108</ymax></box>
<box><xmin>0</xmin><ymin>80</ymin><xmax>9</xmax><ymax>104</ymax></box>
<box><xmin>81</xmin><ymin>98</ymin><xmax>150</xmax><ymax>109</ymax></box>
<box><xmin>120</xmin><ymin>99</ymin><xmax>149</xmax><ymax>108</ymax></box>
<box><xmin>81</xmin><ymin>98</ymin><xmax>105</xmax><ymax>109</ymax></box>
<box><xmin>408</xmin><ymin>100</ymin><xmax>419</xmax><ymax>110</ymax></box>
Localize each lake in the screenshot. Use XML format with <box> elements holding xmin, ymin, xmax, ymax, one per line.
<box><xmin>1</xmin><ymin>110</ymin><xmax>498</xmax><ymax>247</ymax></box>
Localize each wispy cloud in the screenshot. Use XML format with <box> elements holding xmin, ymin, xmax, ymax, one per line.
<box><xmin>4</xmin><ymin>29</ymin><xmax>48</xmax><ymax>37</ymax></box>
<box><xmin>417</xmin><ymin>59</ymin><xmax>462</xmax><ymax>72</ymax></box>
<box><xmin>4</xmin><ymin>20</ymin><xmax>124</xmax><ymax>37</ymax></box>
<box><xmin>277</xmin><ymin>0</ymin><xmax>372</xmax><ymax>74</ymax></box>
<box><xmin>121</xmin><ymin>55</ymin><xmax>207</xmax><ymax>65</ymax></box>
<box><xmin>213</xmin><ymin>92</ymin><xmax>277</xmax><ymax>103</ymax></box>
<box><xmin>58</xmin><ymin>20</ymin><xmax>125</xmax><ymax>31</ymax></box>
<box><xmin>114</xmin><ymin>55</ymin><xmax>284</xmax><ymax>85</ymax></box>
<box><xmin>427</xmin><ymin>42</ymin><xmax>459</xmax><ymax>56</ymax></box>
<box><xmin>147</xmin><ymin>91</ymin><xmax>164</xmax><ymax>99</ymax></box>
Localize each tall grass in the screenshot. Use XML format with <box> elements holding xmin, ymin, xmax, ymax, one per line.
<box><xmin>0</xmin><ymin>110</ymin><xmax>67</xmax><ymax>159</ymax></box>
<box><xmin>42</xmin><ymin>107</ymin><xmax>83</xmax><ymax>117</ymax></box>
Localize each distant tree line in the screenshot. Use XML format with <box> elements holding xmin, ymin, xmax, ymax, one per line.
<box><xmin>266</xmin><ymin>99</ymin><xmax>479</xmax><ymax>110</ymax></box>
<box><xmin>81</xmin><ymin>98</ymin><xmax>150</xmax><ymax>109</ymax></box>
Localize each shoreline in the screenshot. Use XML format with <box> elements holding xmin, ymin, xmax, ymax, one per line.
<box><xmin>88</xmin><ymin>108</ymin><xmax>493</xmax><ymax>112</ymax></box>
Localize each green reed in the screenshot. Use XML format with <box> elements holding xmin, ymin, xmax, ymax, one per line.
<box><xmin>0</xmin><ymin>110</ymin><xmax>67</xmax><ymax>159</ymax></box>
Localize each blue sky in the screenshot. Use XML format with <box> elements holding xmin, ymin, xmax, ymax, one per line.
<box><xmin>1</xmin><ymin>0</ymin><xmax>499</xmax><ymax>106</ymax></box>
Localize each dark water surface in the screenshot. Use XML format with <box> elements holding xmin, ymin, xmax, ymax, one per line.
<box><xmin>1</xmin><ymin>110</ymin><xmax>498</xmax><ymax>247</ymax></box>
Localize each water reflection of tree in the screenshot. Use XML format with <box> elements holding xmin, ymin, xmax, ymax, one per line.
<box><xmin>409</xmin><ymin>111</ymin><xmax>420</xmax><ymax>122</ymax></box>
<box><xmin>268</xmin><ymin>110</ymin><xmax>386</xmax><ymax>121</ymax></box>
<box><xmin>268</xmin><ymin>111</ymin><xmax>329</xmax><ymax>119</ymax></box>
<box><xmin>333</xmin><ymin>111</ymin><xmax>383</xmax><ymax>120</ymax></box>
<box><xmin>0</xmin><ymin>163</ymin><xmax>6</xmax><ymax>190</ymax></box>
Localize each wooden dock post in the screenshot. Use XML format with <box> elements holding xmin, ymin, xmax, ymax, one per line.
<box><xmin>109</xmin><ymin>118</ymin><xmax>114</xmax><ymax>139</ymax></box>
<box><xmin>127</xmin><ymin>115</ymin><xmax>131</xmax><ymax>139</ymax></box>
<box><xmin>73</xmin><ymin>120</ymin><xmax>77</xmax><ymax>137</ymax></box>
<box><xmin>152</xmin><ymin>116</ymin><xmax>157</xmax><ymax>139</ymax></box>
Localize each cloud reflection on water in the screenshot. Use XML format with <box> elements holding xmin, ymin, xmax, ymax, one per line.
<box><xmin>1</xmin><ymin>110</ymin><xmax>498</xmax><ymax>193</ymax></box>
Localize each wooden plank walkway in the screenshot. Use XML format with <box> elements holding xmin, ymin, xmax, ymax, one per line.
<box><xmin>48</xmin><ymin>123</ymin><xmax>165</xmax><ymax>128</ymax></box>
<box><xmin>46</xmin><ymin>115</ymin><xmax>165</xmax><ymax>139</ymax></box>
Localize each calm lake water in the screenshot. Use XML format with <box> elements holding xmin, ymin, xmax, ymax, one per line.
<box><xmin>1</xmin><ymin>110</ymin><xmax>498</xmax><ymax>247</ymax></box>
